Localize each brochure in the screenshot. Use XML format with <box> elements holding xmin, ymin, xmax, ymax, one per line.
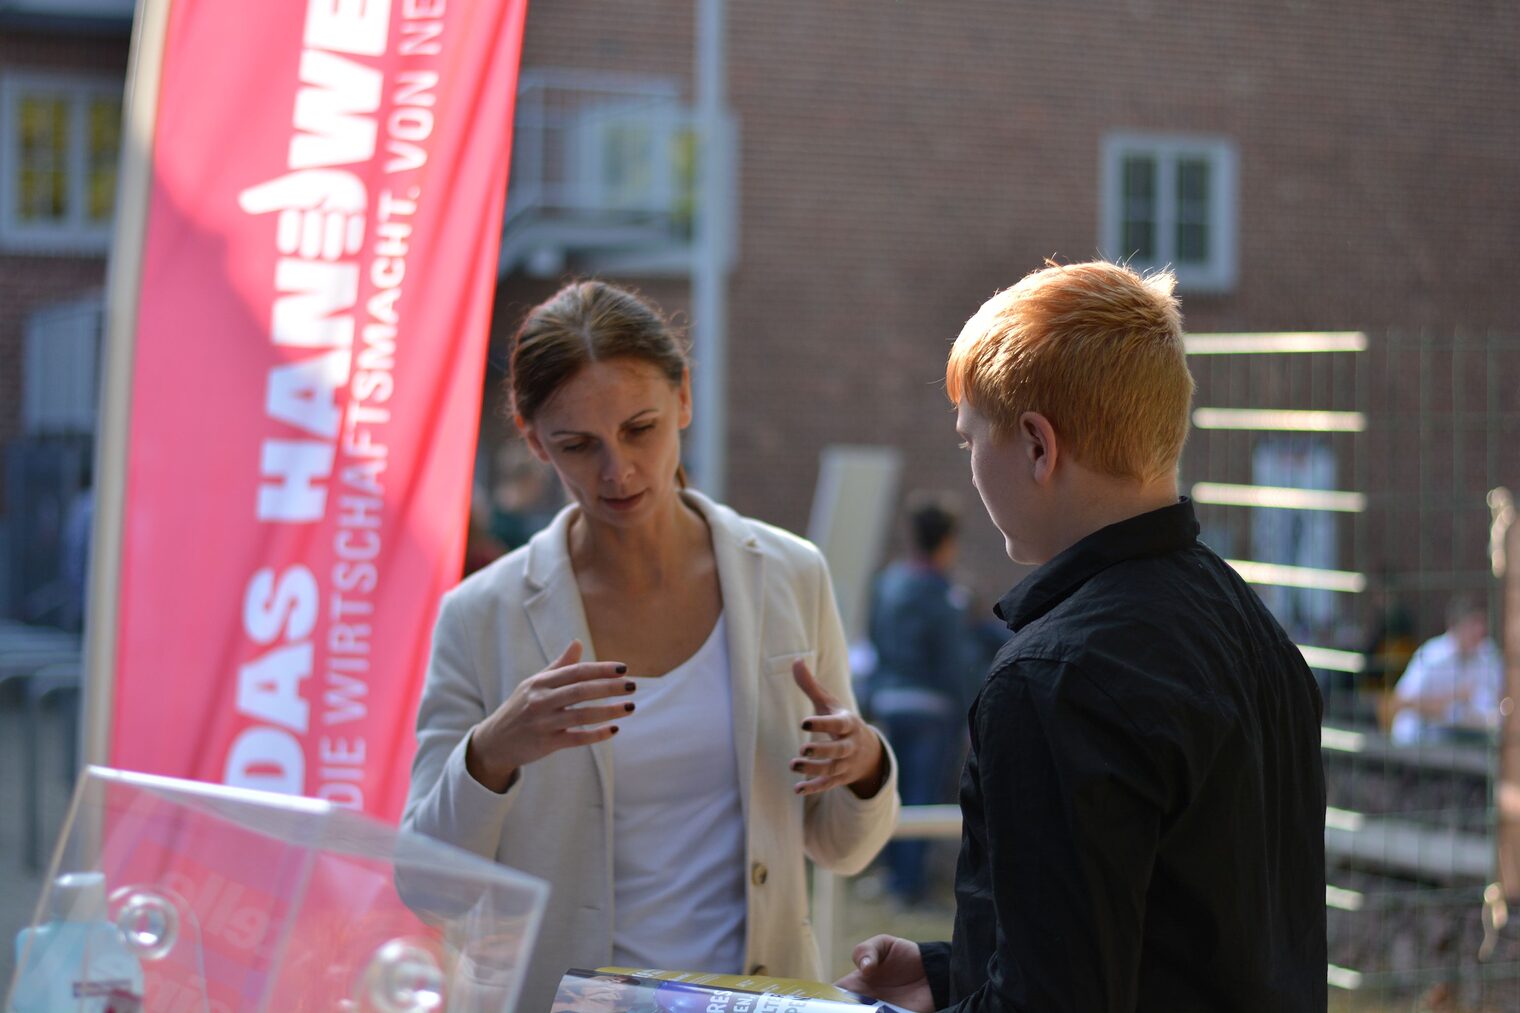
<box><xmin>551</xmin><ymin>967</ymin><xmax>914</xmax><ymax>1012</ymax></box>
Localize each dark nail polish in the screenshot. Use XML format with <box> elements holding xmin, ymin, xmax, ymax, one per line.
<box><xmin>624</xmin><ymin>702</ymin><xmax>636</xmax><ymax>712</ymax></box>
<box><xmin>616</xmin><ymin>664</ymin><xmax>628</xmax><ymax>674</ymax></box>
<box><xmin>624</xmin><ymin>682</ymin><xmax>637</xmax><ymax>692</ymax></box>
<box><xmin>791</xmin><ymin>762</ymin><xmax>802</xmax><ymax>772</ymax></box>
<box><xmin>802</xmin><ymin>747</ymin><xmax>814</xmax><ymax>757</ymax></box>
<box><xmin>610</xmin><ymin>726</ymin><xmax>620</xmax><ymax>735</ymax></box>
<box><xmin>802</xmin><ymin>721</ymin><xmax>815</xmax><ymax>732</ymax></box>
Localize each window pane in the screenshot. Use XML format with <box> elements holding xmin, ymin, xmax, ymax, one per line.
<box><xmin>1120</xmin><ymin>155</ymin><xmax>1156</xmax><ymax>260</ymax></box>
<box><xmin>16</xmin><ymin>94</ymin><xmax>70</xmax><ymax>223</ymax></box>
<box><xmin>1123</xmin><ymin>220</ymin><xmax>1156</xmax><ymax>263</ymax></box>
<box><xmin>671</xmin><ymin>126</ymin><xmax>697</xmax><ymax>238</ymax></box>
<box><xmin>602</xmin><ymin>121</ymin><xmax>654</xmax><ymax>208</ymax></box>
<box><xmin>87</xmin><ymin>96</ymin><xmax>122</xmax><ymax>224</ymax></box>
<box><xmin>1175</xmin><ymin>158</ymin><xmax>1211</xmax><ymax>264</ymax></box>
<box><xmin>1177</xmin><ymin>222</ymin><xmax>1209</xmax><ymax>262</ymax></box>
<box><xmin>1177</xmin><ymin>158</ymin><xmax>1210</xmax><ymax>203</ymax></box>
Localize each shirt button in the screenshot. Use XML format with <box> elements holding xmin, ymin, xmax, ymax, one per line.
<box><xmin>751</xmin><ymin>862</ymin><xmax>768</xmax><ymax>886</ymax></box>
<box><xmin>749</xmin><ymin>964</ymin><xmax>768</xmax><ymax>975</ymax></box>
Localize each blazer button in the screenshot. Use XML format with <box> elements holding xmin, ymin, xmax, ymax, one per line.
<box><xmin>749</xmin><ymin>964</ymin><xmax>768</xmax><ymax>976</ymax></box>
<box><xmin>751</xmin><ymin>862</ymin><xmax>768</xmax><ymax>886</ymax></box>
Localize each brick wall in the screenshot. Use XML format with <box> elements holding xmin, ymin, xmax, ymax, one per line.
<box><xmin>8</xmin><ymin>3</ymin><xmax>1518</xmax><ymax>609</ymax></box>
<box><xmin>0</xmin><ymin>27</ymin><xmax>128</xmax><ymax>450</ymax></box>
<box><xmin>490</xmin><ymin>0</ymin><xmax>697</xmax><ymax>507</ymax></box>
<box><xmin>715</xmin><ymin>0</ymin><xmax>1520</xmax><ymax>599</ymax></box>
<box><xmin>491</xmin><ymin>1</ymin><xmax>1520</xmax><ymax>601</ymax></box>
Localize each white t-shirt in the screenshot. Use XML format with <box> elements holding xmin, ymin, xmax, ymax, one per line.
<box><xmin>610</xmin><ymin>614</ymin><xmax>747</xmax><ymax>972</ymax></box>
<box><xmin>1391</xmin><ymin>631</ymin><xmax>1504</xmax><ymax>745</ymax></box>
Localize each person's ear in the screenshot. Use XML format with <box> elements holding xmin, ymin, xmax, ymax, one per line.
<box><xmin>515</xmin><ymin>414</ymin><xmax>551</xmax><ymax>464</ymax></box>
<box><xmin>1020</xmin><ymin>411</ymin><xmax>1059</xmax><ymax>484</ymax></box>
<box><xmin>676</xmin><ymin>369</ymin><xmax>693</xmax><ymax>430</ymax></box>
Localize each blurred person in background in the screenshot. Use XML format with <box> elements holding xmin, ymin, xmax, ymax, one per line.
<box><xmin>867</xmin><ymin>491</ymin><xmax>970</xmax><ymax>907</ymax></box>
<box><xmin>490</xmin><ymin>440</ymin><xmax>561</xmax><ymax>551</ymax></box>
<box><xmin>841</xmin><ymin>260</ymin><xmax>1326</xmax><ymax>1012</ymax></box>
<box><xmin>1390</xmin><ymin>596</ymin><xmax>1503</xmax><ymax>745</ymax></box>
<box><xmin>1350</xmin><ymin>576</ymin><xmax>1418</xmax><ymax>727</ymax></box>
<box><xmin>462</xmin><ymin>483</ymin><xmax>508</xmax><ymax>576</ymax></box>
<box><xmin>60</xmin><ymin>460</ymin><xmax>94</xmax><ymax>632</ymax></box>
<box><xmin>403</xmin><ymin>280</ymin><xmax>898</xmax><ymax>1011</ymax></box>
<box><xmin>1357</xmin><ymin>580</ymin><xmax>1417</xmax><ymax>691</ymax></box>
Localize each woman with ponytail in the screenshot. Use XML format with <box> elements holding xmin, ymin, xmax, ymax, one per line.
<box><xmin>403</xmin><ymin>281</ymin><xmax>898</xmax><ymax>1012</ymax></box>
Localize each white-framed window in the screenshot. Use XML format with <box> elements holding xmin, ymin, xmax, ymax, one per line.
<box><xmin>573</xmin><ymin>100</ymin><xmax>696</xmax><ymax>222</ymax></box>
<box><xmin>1100</xmin><ymin>132</ymin><xmax>1237</xmax><ymax>293</ymax></box>
<box><xmin>0</xmin><ymin>70</ymin><xmax>123</xmax><ymax>254</ymax></box>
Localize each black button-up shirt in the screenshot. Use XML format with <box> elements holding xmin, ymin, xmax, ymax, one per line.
<box><xmin>920</xmin><ymin>499</ymin><xmax>1326</xmax><ymax>1011</ymax></box>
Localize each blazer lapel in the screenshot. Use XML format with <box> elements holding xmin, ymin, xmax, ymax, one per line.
<box><xmin>689</xmin><ymin>491</ymin><xmax>765</xmax><ymax>827</ymax></box>
<box><xmin>521</xmin><ymin>507</ymin><xmax>613</xmax><ymax>807</ymax></box>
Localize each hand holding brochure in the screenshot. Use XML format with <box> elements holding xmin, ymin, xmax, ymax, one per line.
<box><xmin>553</xmin><ymin>967</ymin><xmax>914</xmax><ymax>1012</ymax></box>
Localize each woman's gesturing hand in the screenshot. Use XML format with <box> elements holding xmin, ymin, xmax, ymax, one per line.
<box><xmin>465</xmin><ymin>640</ymin><xmax>635</xmax><ymax>793</ymax></box>
<box><xmin>790</xmin><ymin>659</ymin><xmax>887</xmax><ymax>799</ymax></box>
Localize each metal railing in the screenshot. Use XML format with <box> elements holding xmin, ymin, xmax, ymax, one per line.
<box><xmin>501</xmin><ymin>70</ymin><xmax>709</xmax><ymax>275</ymax></box>
<box><xmin>507</xmin><ymin>70</ymin><xmax>690</xmax><ymax>223</ymax></box>
<box><xmin>811</xmin><ymin>804</ymin><xmax>961</xmax><ymax>974</ymax></box>
<box><xmin>1185</xmin><ymin>329</ymin><xmax>1520</xmax><ymax>1005</ymax></box>
<box><xmin>812</xmin><ymin>735</ymin><xmax>1517</xmax><ymax>996</ymax></box>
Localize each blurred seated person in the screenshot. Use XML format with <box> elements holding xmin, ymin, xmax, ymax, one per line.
<box><xmin>1358</xmin><ymin>583</ymin><xmax>1418</xmax><ymax>693</ymax></box>
<box><xmin>1331</xmin><ymin>582</ymin><xmax>1418</xmax><ymax>724</ymax></box>
<box><xmin>1391</xmin><ymin>597</ymin><xmax>1504</xmax><ymax>745</ymax></box>
<box><xmin>867</xmin><ymin>492</ymin><xmax>969</xmax><ymax>905</ymax></box>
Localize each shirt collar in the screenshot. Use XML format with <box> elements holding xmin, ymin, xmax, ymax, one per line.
<box><xmin>994</xmin><ymin>497</ymin><xmax>1201</xmax><ymax>632</ymax></box>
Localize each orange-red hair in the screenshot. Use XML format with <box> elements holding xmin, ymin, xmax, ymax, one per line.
<box><xmin>946</xmin><ymin>260</ymin><xmax>1193</xmax><ymax>483</ymax></box>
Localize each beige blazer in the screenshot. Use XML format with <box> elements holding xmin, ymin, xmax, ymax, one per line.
<box><xmin>402</xmin><ymin>491</ymin><xmax>899</xmax><ymax>1011</ymax></box>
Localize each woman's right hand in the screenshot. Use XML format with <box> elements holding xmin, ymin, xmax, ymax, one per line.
<box><xmin>465</xmin><ymin>640</ymin><xmax>634</xmax><ymax>793</ymax></box>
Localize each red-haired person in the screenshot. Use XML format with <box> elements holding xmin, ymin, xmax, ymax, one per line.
<box><xmin>843</xmin><ymin>261</ymin><xmax>1326</xmax><ymax>1011</ymax></box>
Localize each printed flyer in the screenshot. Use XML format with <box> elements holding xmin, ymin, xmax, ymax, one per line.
<box><xmin>552</xmin><ymin>968</ymin><xmax>913</xmax><ymax>1013</ymax></box>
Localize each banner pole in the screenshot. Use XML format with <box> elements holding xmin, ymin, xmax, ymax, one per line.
<box><xmin>691</xmin><ymin>0</ymin><xmax>729</xmax><ymax>499</ymax></box>
<box><xmin>81</xmin><ymin>0</ymin><xmax>173</xmax><ymax>774</ymax></box>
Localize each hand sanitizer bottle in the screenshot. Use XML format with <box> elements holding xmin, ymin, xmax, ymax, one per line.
<box><xmin>11</xmin><ymin>871</ymin><xmax>144</xmax><ymax>1012</ymax></box>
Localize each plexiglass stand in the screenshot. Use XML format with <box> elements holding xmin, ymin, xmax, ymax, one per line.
<box><xmin>7</xmin><ymin>766</ymin><xmax>548</xmax><ymax>1012</ymax></box>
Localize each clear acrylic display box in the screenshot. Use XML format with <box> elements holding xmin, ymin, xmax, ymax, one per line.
<box><xmin>7</xmin><ymin>766</ymin><xmax>548</xmax><ymax>1012</ymax></box>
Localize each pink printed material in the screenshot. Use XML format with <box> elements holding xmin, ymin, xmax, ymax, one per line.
<box><xmin>114</xmin><ymin>0</ymin><xmax>528</xmax><ymax>820</ymax></box>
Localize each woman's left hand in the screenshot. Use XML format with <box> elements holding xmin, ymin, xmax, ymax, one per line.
<box><xmin>790</xmin><ymin>660</ymin><xmax>887</xmax><ymax>799</ymax></box>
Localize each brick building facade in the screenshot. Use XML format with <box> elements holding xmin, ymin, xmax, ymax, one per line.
<box><xmin>3</xmin><ymin>1</ymin><xmax>1518</xmax><ymax>622</ymax></box>
<box><xmin>0</xmin><ymin>18</ymin><xmax>126</xmax><ymax>447</ymax></box>
<box><xmin>492</xmin><ymin>0</ymin><xmax>1520</xmax><ymax>620</ymax></box>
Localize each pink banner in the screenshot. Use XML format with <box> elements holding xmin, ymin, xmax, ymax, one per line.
<box><xmin>113</xmin><ymin>0</ymin><xmax>528</xmax><ymax>821</ymax></box>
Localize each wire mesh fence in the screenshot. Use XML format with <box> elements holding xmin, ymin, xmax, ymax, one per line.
<box><xmin>1183</xmin><ymin>330</ymin><xmax>1520</xmax><ymax>1009</ymax></box>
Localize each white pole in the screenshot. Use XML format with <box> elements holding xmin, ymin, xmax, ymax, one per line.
<box><xmin>81</xmin><ymin>0</ymin><xmax>173</xmax><ymax>771</ymax></box>
<box><xmin>691</xmin><ymin>0</ymin><xmax>730</xmax><ymax>499</ymax></box>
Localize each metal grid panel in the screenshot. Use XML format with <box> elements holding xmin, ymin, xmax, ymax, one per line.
<box><xmin>1183</xmin><ymin>331</ymin><xmax>1520</xmax><ymax>1008</ymax></box>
